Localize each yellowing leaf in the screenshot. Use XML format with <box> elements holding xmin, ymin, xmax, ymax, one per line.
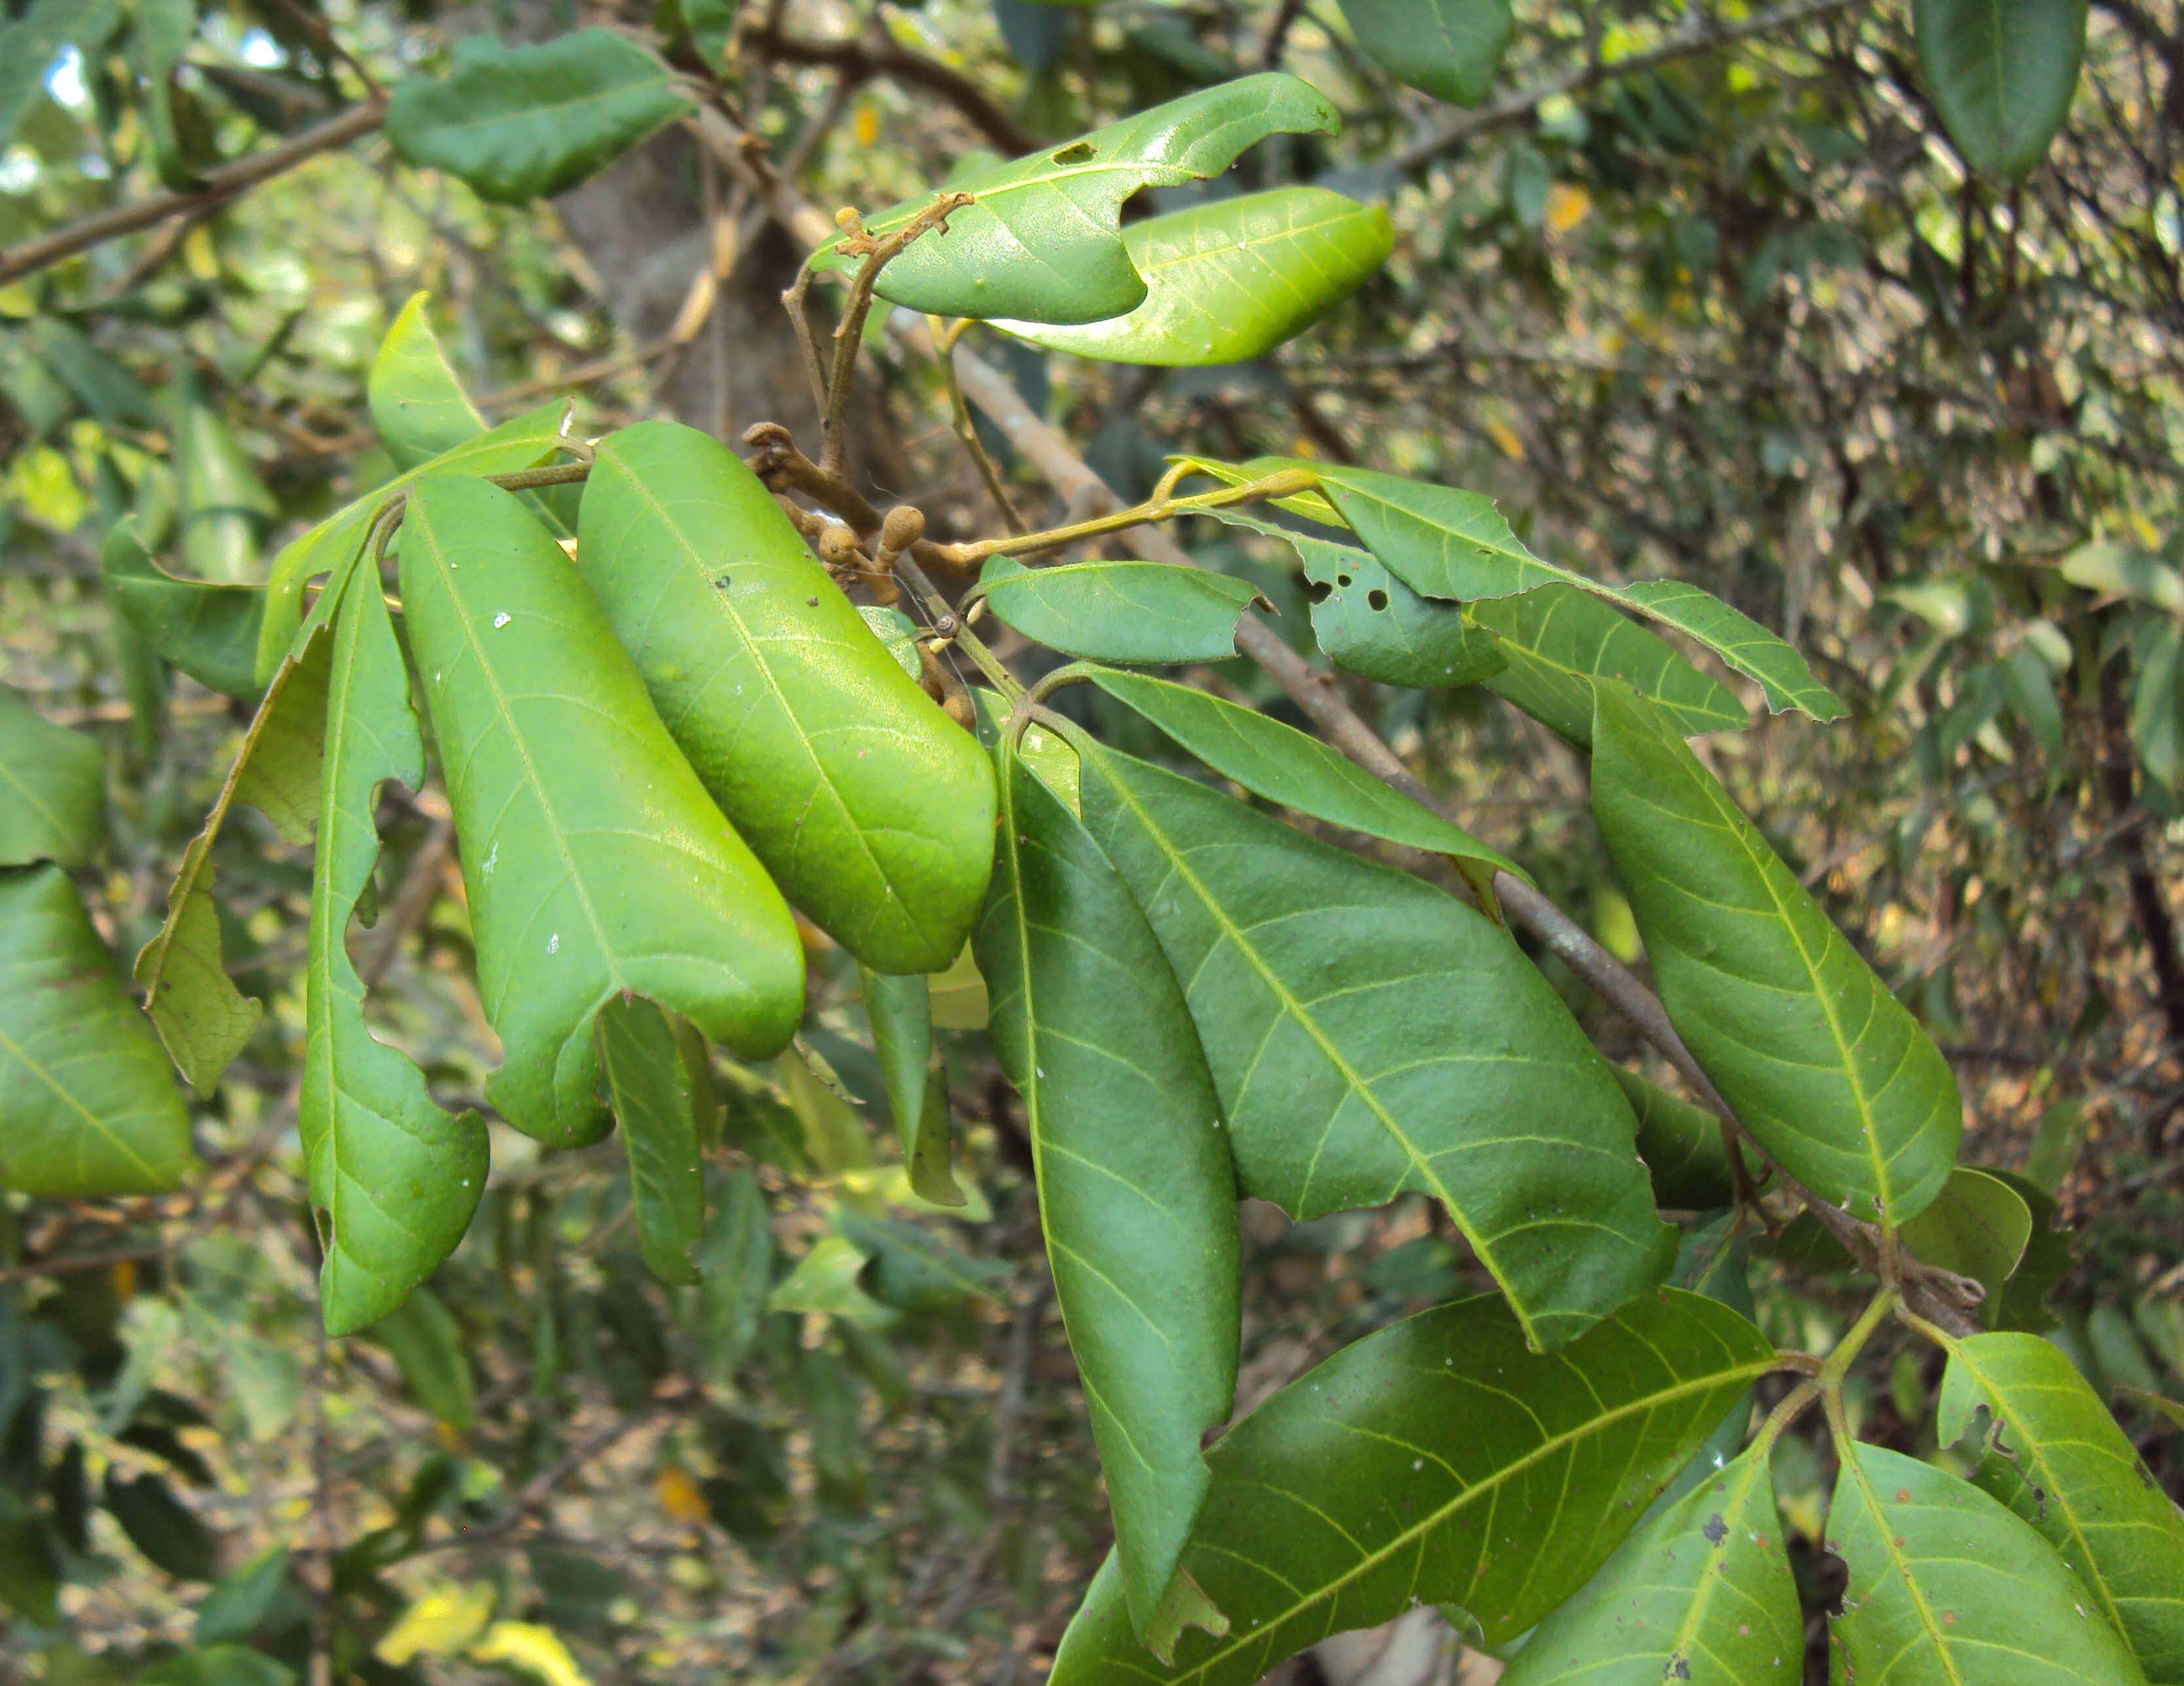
<box><xmin>854</xmin><ymin>101</ymin><xmax>879</xmax><ymax>147</ymax></box>
<box><xmin>469</xmin><ymin>1623</ymin><xmax>592</xmax><ymax>1686</ymax></box>
<box><xmin>655</xmin><ymin>1465</ymin><xmax>708</xmax><ymax>1524</ymax></box>
<box><xmin>1545</xmin><ymin>182</ymin><xmax>1590</xmax><ymax>232</ymax></box>
<box><xmin>1484</xmin><ymin>417</ymin><xmax>1525</xmax><ymax>459</ymax></box>
<box><xmin>376</xmin><ymin>1584</ymin><xmax>494</xmax><ymax>1664</ymax></box>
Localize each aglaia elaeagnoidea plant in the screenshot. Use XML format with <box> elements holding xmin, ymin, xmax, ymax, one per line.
<box><xmin>21</xmin><ymin>54</ymin><xmax>2174</xmax><ymax>1686</ymax></box>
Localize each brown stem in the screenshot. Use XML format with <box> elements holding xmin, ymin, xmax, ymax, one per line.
<box><xmin>746</xmin><ymin>24</ymin><xmax>1035</xmax><ymax>154</ymax></box>
<box><xmin>818</xmin><ymin>194</ymin><xmax>972</xmax><ymax>474</ymax></box>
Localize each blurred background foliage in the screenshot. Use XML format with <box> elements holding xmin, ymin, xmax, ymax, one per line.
<box><xmin>2</xmin><ymin>0</ymin><xmax>2182</xmax><ymax>1681</ymax></box>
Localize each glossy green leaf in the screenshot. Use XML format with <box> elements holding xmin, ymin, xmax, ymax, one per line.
<box><xmin>137</xmin><ymin>618</ymin><xmax>332</xmax><ymax>1095</ymax></box>
<box><xmin>302</xmin><ymin>569</ymin><xmax>487</xmax><ymax>1336</ymax></box>
<box><xmin>976</xmin><ymin>745</ymin><xmax>1240</xmax><ymax>1638</ymax></box>
<box><xmin>695</xmin><ymin>1170</ymin><xmax>773</xmax><ymax>1384</ymax></box>
<box><xmin>398</xmin><ymin>475</ymin><xmax>806</xmax><ymax>1145</ymax></box>
<box><xmin>101</xmin><ymin>519</ymin><xmax>263</xmax><ymax>700</ymax></box>
<box><xmin>580</xmin><ymin>422</ymin><xmax>996</xmax><ymax>973</ymax></box>
<box><xmin>992</xmin><ymin>187</ymin><xmax>1391</xmax><ymax>365</ymax></box>
<box><xmin>1914</xmin><ymin>0</ymin><xmax>2087</xmax><ymax>179</ymax></box>
<box><xmin>811</xmin><ymin>74</ymin><xmax>1341</xmax><ymax>325</ymax></box>
<box><xmin>0</xmin><ymin>864</ymin><xmax>195</xmax><ymax>1196</ymax></box>
<box><xmin>362</xmin><ymin>1287</ymin><xmax>477</xmax><ymax>1431</ymax></box>
<box><xmin>385</xmin><ymin>29</ymin><xmax>695</xmax><ymax>204</ymax></box>
<box><xmin>1612</xmin><ymin>1067</ymin><xmax>1738</xmax><ymax>1211</ymax></box>
<box><xmin>1050</xmin><ymin>1289</ymin><xmax>1774</xmax><ymax>1685</ymax></box>
<box><xmin>1470</xmin><ymin>586</ymin><xmax>1749</xmax><ymax>744</ymax></box>
<box><xmin>1339</xmin><ymin>0</ymin><xmax>1512</xmax><ymax>107</ymax></box>
<box><xmin>369</xmin><ymin>293</ymin><xmax>486</xmax><ymax>471</ymax></box>
<box><xmin>1939</xmin><ymin>1331</ymin><xmax>2184</xmax><ymax>1683</ymax></box>
<box><xmin>171</xmin><ymin>380</ymin><xmax>274</xmax><ymax>587</ymax></box>
<box><xmin>1501</xmin><ymin>1444</ymin><xmax>1798</xmax><ymax>1686</ymax></box>
<box><xmin>0</xmin><ymin>685</ymin><xmax>103</xmax><ymax>869</ymax></box>
<box><xmin>974</xmin><ymin>556</ymin><xmax>1262</xmax><ymax>664</ymax></box>
<box><xmin>1590</xmin><ymin>683</ymin><xmax>1961</xmax><ymax>1225</ymax></box>
<box><xmin>1077</xmin><ymin>739</ymin><xmax>1672</xmax><ymax>1351</ymax></box>
<box><xmin>862</xmin><ymin>969</ymin><xmax>963</xmax><ymax>1208</ymax></box>
<box><xmin>255</xmin><ymin>399</ymin><xmax>572</xmax><ymax>683</ymax></box>
<box><xmin>1303</xmin><ymin>465</ymin><xmax>1843</xmax><ymax>719</ymax></box>
<box><xmin>1829</xmin><ymin>1442</ymin><xmax>2147</xmax><ymax>1685</ymax></box>
<box><xmin>1899</xmin><ymin>1167</ymin><xmax>2031</xmax><ymax>1317</ymax></box>
<box><xmin>597</xmin><ymin>995</ymin><xmax>705</xmax><ymax>1286</ymax></box>
<box><xmin>1083</xmin><ymin>669</ymin><xmax>1520</xmax><ymax>884</ymax></box>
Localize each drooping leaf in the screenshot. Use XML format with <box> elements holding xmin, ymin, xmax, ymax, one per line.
<box><xmin>0</xmin><ymin>685</ymin><xmax>104</xmax><ymax>869</ymax></box>
<box><xmin>1612</xmin><ymin>1067</ymin><xmax>1738</xmax><ymax>1211</ymax></box>
<box><xmin>1899</xmin><ymin>1167</ymin><xmax>2032</xmax><ymax>1316</ymax></box>
<box><xmin>1913</xmin><ymin>0</ymin><xmax>2088</xmax><ymax>179</ymax></box>
<box><xmin>101</xmin><ymin>519</ymin><xmax>263</xmax><ymax>700</ymax></box>
<box><xmin>137</xmin><ymin>617</ymin><xmax>333</xmax><ymax>1095</ymax></box>
<box><xmin>991</xmin><ymin>187</ymin><xmax>1391</xmax><ymax>365</ymax></box>
<box><xmin>974</xmin><ymin>556</ymin><xmax>1262</xmax><ymax>664</ymax></box>
<box><xmin>1083</xmin><ymin>669</ymin><xmax>1520</xmax><ymax>886</ymax></box>
<box><xmin>579</xmin><ymin>422</ymin><xmax>997</xmax><ymax>975</ymax></box>
<box><xmin>1049</xmin><ymin>1289</ymin><xmax>1775</xmax><ymax>1685</ymax></box>
<box><xmin>255</xmin><ymin>399</ymin><xmax>572</xmax><ymax>683</ymax></box>
<box><xmin>171</xmin><ymin>377</ymin><xmax>275</xmax><ymax>587</ymax></box>
<box><xmin>0</xmin><ymin>864</ymin><xmax>196</xmax><ymax>1196</ymax></box>
<box><xmin>397</xmin><ymin>475</ymin><xmax>807</xmax><ymax>1145</ymax></box>
<box><xmin>861</xmin><ymin>969</ymin><xmax>963</xmax><ymax>1208</ymax></box>
<box><xmin>809</xmin><ymin>73</ymin><xmax>1341</xmax><ymax>325</ymax></box>
<box><xmin>302</xmin><ymin>569</ymin><xmax>488</xmax><ymax>1336</ymax></box>
<box><xmin>1987</xmin><ymin>1170</ymin><xmax>2074</xmax><ymax>1333</ymax></box>
<box><xmin>975</xmin><ymin>745</ymin><xmax>1240</xmax><ymax>1638</ymax></box>
<box><xmin>1338</xmin><ymin>0</ymin><xmax>1512</xmax><ymax>107</ymax></box>
<box><xmin>1301</xmin><ymin>465</ymin><xmax>1842</xmax><ymax>719</ymax></box>
<box><xmin>596</xmin><ymin>995</ymin><xmax>705</xmax><ymax>1286</ymax></box>
<box><xmin>1939</xmin><ymin>1331</ymin><xmax>2184</xmax><ymax>1683</ymax></box>
<box><xmin>1500</xmin><ymin>1444</ymin><xmax>1799</xmax><ymax>1686</ymax></box>
<box><xmin>384</xmin><ymin>29</ymin><xmax>695</xmax><ymax>204</ymax></box>
<box><xmin>1829</xmin><ymin>1441</ymin><xmax>2147</xmax><ymax>1685</ymax></box>
<box><xmin>1076</xmin><ymin>738</ymin><xmax>1673</xmax><ymax>1352</ymax></box>
<box><xmin>362</xmin><ymin>1287</ymin><xmax>477</xmax><ymax>1431</ymax></box>
<box><xmin>369</xmin><ymin>293</ymin><xmax>486</xmax><ymax>470</ymax></box>
<box><xmin>694</xmin><ymin>1170</ymin><xmax>773</xmax><ymax>1386</ymax></box>
<box><xmin>1590</xmin><ymin>683</ymin><xmax>1962</xmax><ymax>1226</ymax></box>
<box><xmin>1470</xmin><ymin>585</ymin><xmax>1749</xmax><ymax>743</ymax></box>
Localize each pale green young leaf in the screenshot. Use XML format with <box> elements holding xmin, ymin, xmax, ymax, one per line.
<box><xmin>0</xmin><ymin>864</ymin><xmax>196</xmax><ymax>1196</ymax></box>
<box><xmin>1339</xmin><ymin>0</ymin><xmax>1512</xmax><ymax>107</ymax></box>
<box><xmin>1914</xmin><ymin>0</ymin><xmax>2088</xmax><ymax>179</ymax></box>
<box><xmin>0</xmin><ymin>685</ymin><xmax>104</xmax><ymax>870</ymax></box>
<box><xmin>810</xmin><ymin>74</ymin><xmax>1340</xmax><ymax>325</ymax></box>
<box><xmin>101</xmin><ymin>519</ymin><xmax>263</xmax><ymax>700</ymax></box>
<box><xmin>992</xmin><ymin>187</ymin><xmax>1391</xmax><ymax>365</ymax></box>
<box><xmin>1939</xmin><ymin>1332</ymin><xmax>2184</xmax><ymax>1683</ymax></box>
<box><xmin>596</xmin><ymin>995</ymin><xmax>705</xmax><ymax>1287</ymax></box>
<box><xmin>1049</xmin><ymin>1291</ymin><xmax>1775</xmax><ymax>1685</ymax></box>
<box><xmin>1078</xmin><ymin>740</ymin><xmax>1672</xmax><ymax>1352</ymax></box>
<box><xmin>397</xmin><ymin>476</ymin><xmax>807</xmax><ymax>1145</ymax></box>
<box><xmin>974</xmin><ymin>556</ymin><xmax>1262</xmax><ymax>664</ymax></box>
<box><xmin>385</xmin><ymin>29</ymin><xmax>694</xmax><ymax>204</ymax></box>
<box><xmin>975</xmin><ymin>746</ymin><xmax>1240</xmax><ymax>1641</ymax></box>
<box><xmin>1830</xmin><ymin>1442</ymin><xmax>2147</xmax><ymax>1685</ymax></box>
<box><xmin>1590</xmin><ymin>683</ymin><xmax>1961</xmax><ymax>1225</ymax></box>
<box><xmin>369</xmin><ymin>293</ymin><xmax>487</xmax><ymax>470</ymax></box>
<box><xmin>1471</xmin><ymin>585</ymin><xmax>1749</xmax><ymax>742</ymax></box>
<box><xmin>861</xmin><ymin>969</ymin><xmax>964</xmax><ymax>1208</ymax></box>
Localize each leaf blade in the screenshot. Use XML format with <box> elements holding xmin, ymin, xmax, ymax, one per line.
<box><xmin>975</xmin><ymin>556</ymin><xmax>1262</xmax><ymax>664</ymax></box>
<box><xmin>1338</xmin><ymin>0</ymin><xmax>1513</xmax><ymax>107</ymax></box>
<box><xmin>369</xmin><ymin>293</ymin><xmax>487</xmax><ymax>470</ymax></box>
<box><xmin>0</xmin><ymin>685</ymin><xmax>105</xmax><ymax>870</ymax></box>
<box><xmin>596</xmin><ymin>996</ymin><xmax>705</xmax><ymax>1286</ymax></box>
<box><xmin>1913</xmin><ymin>0</ymin><xmax>2087</xmax><ymax>178</ymax></box>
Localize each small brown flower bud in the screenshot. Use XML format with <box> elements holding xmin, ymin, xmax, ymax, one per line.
<box><xmin>879</xmin><ymin>505</ymin><xmax>926</xmax><ymax>556</ymax></box>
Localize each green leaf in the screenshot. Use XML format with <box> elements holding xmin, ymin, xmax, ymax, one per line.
<box><xmin>1083</xmin><ymin>669</ymin><xmax>1520</xmax><ymax>886</ymax></box>
<box><xmin>974</xmin><ymin>556</ymin><xmax>1263</xmax><ymax>664</ymax></box>
<box><xmin>1984</xmin><ymin>1170</ymin><xmax>2071</xmax><ymax>1333</ymax></box>
<box><xmin>105</xmin><ymin>1469</ymin><xmax>220</xmax><ymax>1581</ymax></box>
<box><xmin>137</xmin><ymin>618</ymin><xmax>333</xmax><ymax>1095</ymax></box>
<box><xmin>101</xmin><ymin>520</ymin><xmax>263</xmax><ymax>700</ymax></box>
<box><xmin>1076</xmin><ymin>738</ymin><xmax>1672</xmax><ymax>1351</ymax></box>
<box><xmin>0</xmin><ymin>0</ymin><xmax>120</xmax><ymax>146</ymax></box>
<box><xmin>2132</xmin><ymin>616</ymin><xmax>2184</xmax><ymax>793</ymax></box>
<box><xmin>1940</xmin><ymin>1331</ymin><xmax>2184</xmax><ymax>1683</ymax></box>
<box><xmin>1470</xmin><ymin>585</ymin><xmax>1749</xmax><ymax>744</ymax></box>
<box><xmin>302</xmin><ymin>569</ymin><xmax>487</xmax><ymax>1336</ymax></box>
<box><xmin>1612</xmin><ymin>1067</ymin><xmax>1738</xmax><ymax>1211</ymax></box>
<box><xmin>810</xmin><ymin>73</ymin><xmax>1341</xmax><ymax>325</ymax></box>
<box><xmin>1303</xmin><ymin>465</ymin><xmax>1843</xmax><ymax>719</ymax></box>
<box><xmin>128</xmin><ymin>0</ymin><xmax>200</xmax><ymax>191</ymax></box>
<box><xmin>2060</xmin><ymin>542</ymin><xmax>2184</xmax><ymax>612</ymax></box>
<box><xmin>694</xmin><ymin>1170</ymin><xmax>773</xmax><ymax>1386</ymax></box>
<box><xmin>138</xmin><ymin>1645</ymin><xmax>292</xmax><ymax>1686</ymax></box>
<box><xmin>0</xmin><ymin>685</ymin><xmax>104</xmax><ymax>869</ymax></box>
<box><xmin>1829</xmin><ymin>1441</ymin><xmax>2147</xmax><ymax>1685</ymax></box>
<box><xmin>255</xmin><ymin>399</ymin><xmax>572</xmax><ymax>683</ymax></box>
<box><xmin>171</xmin><ymin>379</ymin><xmax>275</xmax><ymax>587</ymax></box>
<box><xmin>835</xmin><ymin>1208</ymin><xmax>1007</xmax><ymax>1312</ymax></box>
<box><xmin>397</xmin><ymin>475</ymin><xmax>807</xmax><ymax>1145</ymax></box>
<box><xmin>192</xmin><ymin>1546</ymin><xmax>291</xmax><ymax>1645</ymax></box>
<box><xmin>1913</xmin><ymin>0</ymin><xmax>2087</xmax><ymax>179</ymax></box>
<box><xmin>596</xmin><ymin>995</ymin><xmax>704</xmax><ymax>1286</ymax></box>
<box><xmin>992</xmin><ymin>187</ymin><xmax>1391</xmax><ymax>365</ymax></box>
<box><xmin>361</xmin><ymin>1287</ymin><xmax>477</xmax><ymax>1431</ymax></box>
<box><xmin>1898</xmin><ymin>1168</ymin><xmax>2031</xmax><ymax>1318</ymax></box>
<box><xmin>384</xmin><ymin>29</ymin><xmax>695</xmax><ymax>204</ymax></box>
<box><xmin>975</xmin><ymin>745</ymin><xmax>1240</xmax><ymax>1638</ymax></box>
<box><xmin>579</xmin><ymin>422</ymin><xmax>997</xmax><ymax>973</ymax></box>
<box><xmin>766</xmin><ymin>1234</ymin><xmax>898</xmax><ymax>1333</ymax></box>
<box><xmin>858</xmin><ymin>604</ymin><xmax>924</xmax><ymax>678</ymax></box>
<box><xmin>1338</xmin><ymin>0</ymin><xmax>1512</xmax><ymax>107</ymax></box>
<box><xmin>1501</xmin><ymin>1444</ymin><xmax>1798</xmax><ymax>1686</ymax></box>
<box><xmin>861</xmin><ymin>969</ymin><xmax>964</xmax><ymax>1208</ymax></box>
<box><xmin>1590</xmin><ymin>683</ymin><xmax>1961</xmax><ymax>1225</ymax></box>
<box><xmin>369</xmin><ymin>293</ymin><xmax>486</xmax><ymax>471</ymax></box>
<box><xmin>0</xmin><ymin>864</ymin><xmax>196</xmax><ymax>1196</ymax></box>
<box><xmin>1202</xmin><ymin>506</ymin><xmax>1504</xmax><ymax>690</ymax></box>
<box><xmin>1049</xmin><ymin>1289</ymin><xmax>1775</xmax><ymax>1685</ymax></box>
<box><xmin>1173</xmin><ymin>454</ymin><xmax>1347</xmax><ymax>526</ymax></box>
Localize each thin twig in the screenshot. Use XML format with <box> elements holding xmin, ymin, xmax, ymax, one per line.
<box><xmin>932</xmin><ymin>319</ymin><xmax>1029</xmax><ymax>533</ymax></box>
<box><xmin>817</xmin><ymin>193</ymin><xmax>972</xmax><ymax>474</ymax></box>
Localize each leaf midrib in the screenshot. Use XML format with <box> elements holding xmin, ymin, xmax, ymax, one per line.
<box><xmin>1839</xmin><ymin>1448</ymin><xmax>1968</xmax><ymax>1686</ymax></box>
